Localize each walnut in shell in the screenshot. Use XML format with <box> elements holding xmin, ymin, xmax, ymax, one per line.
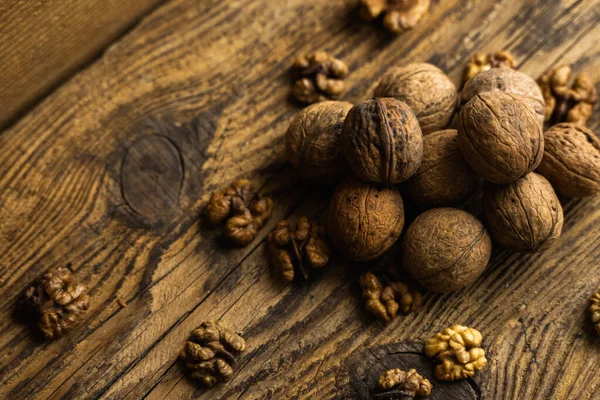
<box><xmin>483</xmin><ymin>172</ymin><xmax>563</xmax><ymax>252</ymax></box>
<box><xmin>342</xmin><ymin>98</ymin><xmax>423</xmax><ymax>184</ymax></box>
<box><xmin>402</xmin><ymin>208</ymin><xmax>491</xmax><ymax>292</ymax></box>
<box><xmin>405</xmin><ymin>129</ymin><xmax>479</xmax><ymax>208</ymax></box>
<box><xmin>458</xmin><ymin>92</ymin><xmax>544</xmax><ymax>184</ymax></box>
<box><xmin>375</xmin><ymin>63</ymin><xmax>457</xmax><ymax>135</ymax></box>
<box><xmin>536</xmin><ymin>123</ymin><xmax>600</xmax><ymax>197</ymax></box>
<box><xmin>286</xmin><ymin>101</ymin><xmax>352</xmax><ymax>185</ymax></box>
<box><xmin>327</xmin><ymin>177</ymin><xmax>404</xmax><ymax>261</ymax></box>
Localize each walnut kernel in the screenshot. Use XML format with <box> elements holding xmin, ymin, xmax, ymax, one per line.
<box><xmin>291</xmin><ymin>51</ymin><xmax>348</xmax><ymax>104</ymax></box>
<box><xmin>462</xmin><ymin>50</ymin><xmax>516</xmax><ymax>84</ymax></box>
<box><xmin>590</xmin><ymin>290</ymin><xmax>600</xmax><ymax>335</ymax></box>
<box><xmin>359</xmin><ymin>272</ymin><xmax>422</xmax><ymax>322</ymax></box>
<box><xmin>378</xmin><ymin>368</ymin><xmax>432</xmax><ymax>398</ymax></box>
<box><xmin>359</xmin><ymin>0</ymin><xmax>430</xmax><ymax>33</ymax></box>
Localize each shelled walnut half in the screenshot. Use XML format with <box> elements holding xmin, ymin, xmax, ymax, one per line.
<box><xmin>590</xmin><ymin>290</ymin><xmax>600</xmax><ymax>335</ymax></box>
<box><xmin>462</xmin><ymin>50</ymin><xmax>515</xmax><ymax>84</ymax></box>
<box><xmin>206</xmin><ymin>179</ymin><xmax>273</xmax><ymax>246</ymax></box>
<box><xmin>359</xmin><ymin>272</ymin><xmax>422</xmax><ymax>322</ymax></box>
<box><xmin>180</xmin><ymin>321</ymin><xmax>246</xmax><ymax>387</ymax></box>
<box><xmin>24</xmin><ymin>266</ymin><xmax>90</xmax><ymax>340</ymax></box>
<box><xmin>425</xmin><ymin>324</ymin><xmax>487</xmax><ymax>381</ymax></box>
<box><xmin>291</xmin><ymin>51</ymin><xmax>348</xmax><ymax>104</ymax></box>
<box><xmin>268</xmin><ymin>217</ymin><xmax>330</xmax><ymax>281</ymax></box>
<box><xmin>359</xmin><ymin>0</ymin><xmax>430</xmax><ymax>33</ymax></box>
<box><xmin>376</xmin><ymin>368</ymin><xmax>432</xmax><ymax>399</ymax></box>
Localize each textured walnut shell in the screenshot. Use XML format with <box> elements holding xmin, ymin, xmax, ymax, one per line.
<box><xmin>286</xmin><ymin>101</ymin><xmax>353</xmax><ymax>185</ymax></box>
<box><xmin>483</xmin><ymin>173</ymin><xmax>563</xmax><ymax>252</ymax></box>
<box><xmin>461</xmin><ymin>68</ymin><xmax>545</xmax><ymax>128</ymax></box>
<box><xmin>458</xmin><ymin>92</ymin><xmax>544</xmax><ymax>184</ymax></box>
<box><xmin>402</xmin><ymin>208</ymin><xmax>492</xmax><ymax>292</ymax></box>
<box><xmin>406</xmin><ymin>129</ymin><xmax>480</xmax><ymax>208</ymax></box>
<box><xmin>537</xmin><ymin>123</ymin><xmax>600</xmax><ymax>197</ymax></box>
<box><xmin>327</xmin><ymin>177</ymin><xmax>404</xmax><ymax>261</ymax></box>
<box><xmin>342</xmin><ymin>98</ymin><xmax>423</xmax><ymax>184</ymax></box>
<box><xmin>374</xmin><ymin>63</ymin><xmax>457</xmax><ymax>135</ymax></box>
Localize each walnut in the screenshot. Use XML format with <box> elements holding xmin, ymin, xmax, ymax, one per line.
<box><xmin>536</xmin><ymin>123</ymin><xmax>600</xmax><ymax>197</ymax></box>
<box><xmin>359</xmin><ymin>272</ymin><xmax>422</xmax><ymax>322</ymax></box>
<box><xmin>460</xmin><ymin>68</ymin><xmax>545</xmax><ymax>128</ymax></box>
<box><xmin>291</xmin><ymin>51</ymin><xmax>349</xmax><ymax>104</ymax></box>
<box><xmin>402</xmin><ymin>208</ymin><xmax>491</xmax><ymax>292</ymax></box>
<box><xmin>24</xmin><ymin>266</ymin><xmax>90</xmax><ymax>340</ymax></box>
<box><xmin>405</xmin><ymin>129</ymin><xmax>479</xmax><ymax>208</ymax></box>
<box><xmin>425</xmin><ymin>324</ymin><xmax>487</xmax><ymax>381</ymax></box>
<box><xmin>458</xmin><ymin>92</ymin><xmax>544</xmax><ymax>184</ymax></box>
<box><xmin>537</xmin><ymin>65</ymin><xmax>598</xmax><ymax>126</ymax></box>
<box><xmin>327</xmin><ymin>177</ymin><xmax>404</xmax><ymax>261</ymax></box>
<box><xmin>342</xmin><ymin>98</ymin><xmax>423</xmax><ymax>184</ymax></box>
<box><xmin>286</xmin><ymin>101</ymin><xmax>352</xmax><ymax>185</ymax></box>
<box><xmin>375</xmin><ymin>63</ymin><xmax>457</xmax><ymax>135</ymax></box>
<box><xmin>268</xmin><ymin>217</ymin><xmax>330</xmax><ymax>281</ymax></box>
<box><xmin>462</xmin><ymin>50</ymin><xmax>516</xmax><ymax>84</ymax></box>
<box><xmin>483</xmin><ymin>172</ymin><xmax>563</xmax><ymax>252</ymax></box>
<box><xmin>180</xmin><ymin>321</ymin><xmax>246</xmax><ymax>387</ymax></box>
<box><xmin>206</xmin><ymin>180</ymin><xmax>273</xmax><ymax>246</ymax></box>
<box><xmin>590</xmin><ymin>290</ymin><xmax>600</xmax><ymax>335</ymax></box>
<box><xmin>359</xmin><ymin>0</ymin><xmax>430</xmax><ymax>33</ymax></box>
<box><xmin>376</xmin><ymin>368</ymin><xmax>432</xmax><ymax>399</ymax></box>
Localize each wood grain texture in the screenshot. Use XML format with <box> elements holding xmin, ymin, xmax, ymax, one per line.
<box><xmin>0</xmin><ymin>0</ymin><xmax>599</xmax><ymax>399</ymax></box>
<box><xmin>0</xmin><ymin>0</ymin><xmax>164</xmax><ymax>129</ymax></box>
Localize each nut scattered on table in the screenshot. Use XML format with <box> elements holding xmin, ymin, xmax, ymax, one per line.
<box><xmin>376</xmin><ymin>368</ymin><xmax>432</xmax><ymax>399</ymax></box>
<box><xmin>462</xmin><ymin>50</ymin><xmax>515</xmax><ymax>84</ymax></box>
<box><xmin>483</xmin><ymin>173</ymin><xmax>563</xmax><ymax>252</ymax></box>
<box><xmin>286</xmin><ymin>100</ymin><xmax>352</xmax><ymax>185</ymax></box>
<box><xmin>537</xmin><ymin>65</ymin><xmax>598</xmax><ymax>126</ymax></box>
<box><xmin>589</xmin><ymin>290</ymin><xmax>600</xmax><ymax>335</ymax></box>
<box><xmin>24</xmin><ymin>266</ymin><xmax>90</xmax><ymax>340</ymax></box>
<box><xmin>180</xmin><ymin>321</ymin><xmax>246</xmax><ymax>387</ymax></box>
<box><xmin>291</xmin><ymin>51</ymin><xmax>348</xmax><ymax>104</ymax></box>
<box><xmin>375</xmin><ymin>63</ymin><xmax>457</xmax><ymax>135</ymax></box>
<box><xmin>359</xmin><ymin>0</ymin><xmax>430</xmax><ymax>34</ymax></box>
<box><xmin>268</xmin><ymin>217</ymin><xmax>330</xmax><ymax>281</ymax></box>
<box><xmin>536</xmin><ymin>123</ymin><xmax>600</xmax><ymax>198</ymax></box>
<box><xmin>425</xmin><ymin>324</ymin><xmax>487</xmax><ymax>381</ymax></box>
<box><xmin>206</xmin><ymin>179</ymin><xmax>273</xmax><ymax>246</ymax></box>
<box><xmin>359</xmin><ymin>272</ymin><xmax>422</xmax><ymax>322</ymax></box>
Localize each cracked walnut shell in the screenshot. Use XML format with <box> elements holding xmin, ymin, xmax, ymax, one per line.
<box><xmin>375</xmin><ymin>63</ymin><xmax>458</xmax><ymax>135</ymax></box>
<box><xmin>458</xmin><ymin>92</ymin><xmax>544</xmax><ymax>184</ymax></box>
<box><xmin>291</xmin><ymin>51</ymin><xmax>348</xmax><ymax>104</ymax></box>
<box><xmin>268</xmin><ymin>217</ymin><xmax>330</xmax><ymax>281</ymax></box>
<box><xmin>359</xmin><ymin>0</ymin><xmax>430</xmax><ymax>33</ymax></box>
<box><xmin>286</xmin><ymin>101</ymin><xmax>352</xmax><ymax>185</ymax></box>
<box><xmin>327</xmin><ymin>177</ymin><xmax>404</xmax><ymax>261</ymax></box>
<box><xmin>536</xmin><ymin>123</ymin><xmax>600</xmax><ymax>197</ymax></box>
<box><xmin>425</xmin><ymin>324</ymin><xmax>487</xmax><ymax>381</ymax></box>
<box><xmin>402</xmin><ymin>208</ymin><xmax>491</xmax><ymax>292</ymax></box>
<box><xmin>590</xmin><ymin>290</ymin><xmax>600</xmax><ymax>335</ymax></box>
<box><xmin>342</xmin><ymin>98</ymin><xmax>423</xmax><ymax>184</ymax></box>
<box><xmin>180</xmin><ymin>321</ymin><xmax>246</xmax><ymax>387</ymax></box>
<box><xmin>24</xmin><ymin>266</ymin><xmax>90</xmax><ymax>340</ymax></box>
<box><xmin>359</xmin><ymin>272</ymin><xmax>422</xmax><ymax>322</ymax></box>
<box><xmin>378</xmin><ymin>368</ymin><xmax>432</xmax><ymax>398</ymax></box>
<box><xmin>462</xmin><ymin>50</ymin><xmax>516</xmax><ymax>84</ymax></box>
<box><xmin>483</xmin><ymin>172</ymin><xmax>563</xmax><ymax>252</ymax></box>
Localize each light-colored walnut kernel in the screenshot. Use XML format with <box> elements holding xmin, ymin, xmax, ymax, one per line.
<box><xmin>378</xmin><ymin>368</ymin><xmax>432</xmax><ymax>398</ymax></box>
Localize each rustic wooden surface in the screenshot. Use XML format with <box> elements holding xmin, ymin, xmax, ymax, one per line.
<box><xmin>0</xmin><ymin>0</ymin><xmax>599</xmax><ymax>399</ymax></box>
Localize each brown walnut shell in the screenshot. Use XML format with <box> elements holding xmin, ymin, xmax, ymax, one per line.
<box><xmin>327</xmin><ymin>176</ymin><xmax>404</xmax><ymax>261</ymax></box>
<box><xmin>286</xmin><ymin>101</ymin><xmax>353</xmax><ymax>185</ymax></box>
<box><xmin>460</xmin><ymin>68</ymin><xmax>545</xmax><ymax>128</ymax></box>
<box><xmin>483</xmin><ymin>172</ymin><xmax>563</xmax><ymax>252</ymax></box>
<box><xmin>342</xmin><ymin>98</ymin><xmax>423</xmax><ymax>184</ymax></box>
<box><xmin>402</xmin><ymin>208</ymin><xmax>492</xmax><ymax>292</ymax></box>
<box><xmin>375</xmin><ymin>63</ymin><xmax>457</xmax><ymax>135</ymax></box>
<box><xmin>536</xmin><ymin>123</ymin><xmax>600</xmax><ymax>197</ymax></box>
<box><xmin>406</xmin><ymin>129</ymin><xmax>480</xmax><ymax>208</ymax></box>
<box><xmin>457</xmin><ymin>92</ymin><xmax>544</xmax><ymax>184</ymax></box>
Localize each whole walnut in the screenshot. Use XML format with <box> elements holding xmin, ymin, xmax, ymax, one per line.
<box><xmin>327</xmin><ymin>177</ymin><xmax>404</xmax><ymax>261</ymax></box>
<box><xmin>286</xmin><ymin>101</ymin><xmax>352</xmax><ymax>185</ymax></box>
<box><xmin>460</xmin><ymin>68</ymin><xmax>545</xmax><ymax>128</ymax></box>
<box><xmin>536</xmin><ymin>123</ymin><xmax>600</xmax><ymax>197</ymax></box>
<box><xmin>405</xmin><ymin>129</ymin><xmax>479</xmax><ymax>208</ymax></box>
<box><xmin>458</xmin><ymin>92</ymin><xmax>544</xmax><ymax>184</ymax></box>
<box><xmin>342</xmin><ymin>98</ymin><xmax>423</xmax><ymax>184</ymax></box>
<box><xmin>375</xmin><ymin>63</ymin><xmax>457</xmax><ymax>135</ymax></box>
<box><xmin>402</xmin><ymin>208</ymin><xmax>492</xmax><ymax>292</ymax></box>
<box><xmin>483</xmin><ymin>173</ymin><xmax>563</xmax><ymax>251</ymax></box>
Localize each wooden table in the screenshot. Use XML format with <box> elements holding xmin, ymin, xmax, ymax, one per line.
<box><xmin>1</xmin><ymin>1</ymin><xmax>599</xmax><ymax>399</ymax></box>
